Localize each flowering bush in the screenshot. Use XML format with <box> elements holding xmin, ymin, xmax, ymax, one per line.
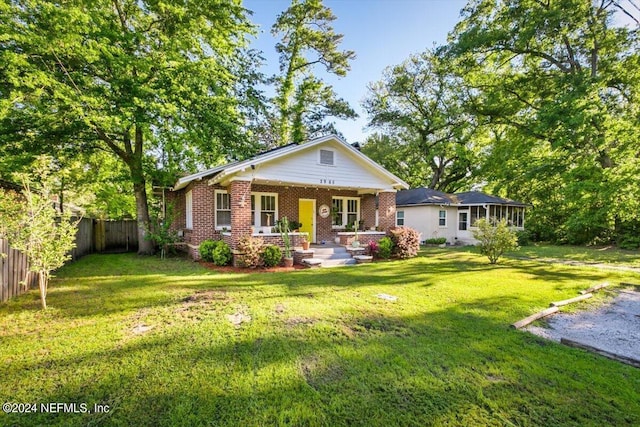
<box><xmin>389</xmin><ymin>227</ymin><xmax>420</xmax><ymax>259</ymax></box>
<box><xmin>367</xmin><ymin>240</ymin><xmax>379</xmax><ymax>257</ymax></box>
<box><xmin>236</xmin><ymin>235</ymin><xmax>265</xmax><ymax>268</ymax></box>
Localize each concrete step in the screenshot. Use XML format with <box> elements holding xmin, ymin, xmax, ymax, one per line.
<box><xmin>321</xmin><ymin>258</ymin><xmax>357</xmax><ymax>267</ymax></box>
<box><xmin>313</xmin><ymin>253</ymin><xmax>353</xmax><ymax>261</ymax></box>
<box><xmin>311</xmin><ymin>246</ymin><xmax>348</xmax><ymax>256</ymax></box>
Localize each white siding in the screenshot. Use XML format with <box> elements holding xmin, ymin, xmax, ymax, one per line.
<box><xmin>401</xmin><ymin>206</ymin><xmax>458</xmax><ymax>244</ymax></box>
<box><xmin>233</xmin><ymin>140</ymin><xmax>394</xmax><ymax>190</ymax></box>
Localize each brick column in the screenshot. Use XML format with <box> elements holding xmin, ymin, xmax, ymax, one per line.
<box><xmin>230</xmin><ymin>179</ymin><xmax>252</xmax><ymax>249</ymax></box>
<box><xmin>361</xmin><ymin>194</ymin><xmax>376</xmax><ymax>230</ymax></box>
<box><xmin>191</xmin><ymin>180</ymin><xmax>215</xmax><ymax>246</ymax></box>
<box><xmin>378</xmin><ymin>190</ymin><xmax>397</xmax><ymax>232</ymax></box>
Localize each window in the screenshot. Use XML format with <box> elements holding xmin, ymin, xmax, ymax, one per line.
<box><xmin>396</xmin><ymin>210</ymin><xmax>405</xmax><ymax>226</ymax></box>
<box><xmin>185</xmin><ymin>190</ymin><xmax>193</xmax><ymax>229</ymax></box>
<box><xmin>260</xmin><ymin>194</ymin><xmax>276</xmax><ymax>227</ymax></box>
<box><xmin>215</xmin><ymin>191</ymin><xmax>231</xmax><ymax>228</ymax></box>
<box><xmin>438</xmin><ymin>210</ymin><xmax>446</xmax><ymax>227</ymax></box>
<box><xmin>459</xmin><ymin>212</ymin><xmax>468</xmax><ymax>231</ymax></box>
<box><xmin>332</xmin><ymin>197</ymin><xmax>359</xmax><ymax>228</ymax></box>
<box><xmin>319</xmin><ymin>149</ymin><xmax>335</xmax><ymax>166</ymax></box>
<box><xmin>332</xmin><ymin>198</ymin><xmax>343</xmax><ymax>226</ymax></box>
<box><xmin>470</xmin><ymin>206</ymin><xmax>487</xmax><ymax>227</ymax></box>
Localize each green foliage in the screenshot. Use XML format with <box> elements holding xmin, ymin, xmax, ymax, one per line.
<box><xmin>0</xmin><ymin>157</ymin><xmax>78</xmax><ymax>309</ymax></box>
<box><xmin>198</xmin><ymin>240</ymin><xmax>218</xmax><ymax>263</ymax></box>
<box><xmin>362</xmin><ymin>49</ymin><xmax>483</xmax><ymax>192</ymax></box>
<box><xmin>236</xmin><ymin>235</ymin><xmax>265</xmax><ymax>268</ymax></box>
<box><xmin>449</xmin><ymin>0</ymin><xmax>640</xmax><ymax>245</ymax></box>
<box><xmin>277</xmin><ymin>216</ymin><xmax>292</xmax><ymax>258</ymax></box>
<box><xmin>424</xmin><ymin>237</ymin><xmax>447</xmax><ymax>245</ymax></box>
<box><xmin>146</xmin><ymin>203</ymin><xmax>180</xmax><ymax>259</ymax></box>
<box><xmin>262</xmin><ymin>245</ymin><xmax>282</xmax><ymax>267</ymax></box>
<box><xmin>472</xmin><ymin>219</ymin><xmax>519</xmax><ymax>264</ymax></box>
<box><xmin>212</xmin><ymin>241</ymin><xmax>232</xmax><ymax>266</ymax></box>
<box><xmin>515</xmin><ymin>230</ymin><xmax>532</xmax><ymax>246</ymax></box>
<box><xmin>0</xmin><ymin>0</ymin><xmax>259</xmax><ymax>254</ymax></box>
<box><xmin>271</xmin><ymin>0</ymin><xmax>356</xmax><ymax>143</ymax></box>
<box><xmin>198</xmin><ymin>240</ymin><xmax>232</xmax><ymax>266</ymax></box>
<box><xmin>377</xmin><ymin>237</ymin><xmax>394</xmax><ymax>259</ymax></box>
<box><xmin>389</xmin><ymin>227</ymin><xmax>421</xmax><ymax>259</ymax></box>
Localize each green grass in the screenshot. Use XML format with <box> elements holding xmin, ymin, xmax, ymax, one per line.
<box><xmin>506</xmin><ymin>243</ymin><xmax>640</xmax><ymax>267</ymax></box>
<box><xmin>1</xmin><ymin>249</ymin><xmax>640</xmax><ymax>426</ymax></box>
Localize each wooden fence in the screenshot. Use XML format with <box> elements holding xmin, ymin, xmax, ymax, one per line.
<box><xmin>0</xmin><ymin>238</ymin><xmax>38</xmax><ymax>303</ymax></box>
<box><xmin>1</xmin><ymin>219</ymin><xmax>139</xmax><ymax>302</ymax></box>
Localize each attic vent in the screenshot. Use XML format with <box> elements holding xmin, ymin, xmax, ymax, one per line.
<box><xmin>319</xmin><ymin>149</ymin><xmax>335</xmax><ymax>166</ymax></box>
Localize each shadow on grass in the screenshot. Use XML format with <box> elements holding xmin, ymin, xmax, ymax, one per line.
<box><xmin>3</xmin><ymin>298</ymin><xmax>639</xmax><ymax>427</ymax></box>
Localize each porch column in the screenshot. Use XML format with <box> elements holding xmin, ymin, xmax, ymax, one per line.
<box><xmin>378</xmin><ymin>190</ymin><xmax>397</xmax><ymax>232</ymax></box>
<box><xmin>361</xmin><ymin>194</ymin><xmax>376</xmax><ymax>230</ymax></box>
<box><xmin>230</xmin><ymin>179</ymin><xmax>252</xmax><ymax>249</ymax></box>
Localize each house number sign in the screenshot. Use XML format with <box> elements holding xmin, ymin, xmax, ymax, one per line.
<box><xmin>318</xmin><ymin>204</ymin><xmax>330</xmax><ymax>218</ymax></box>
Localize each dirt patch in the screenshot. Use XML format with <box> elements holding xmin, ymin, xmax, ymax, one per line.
<box><xmin>300</xmin><ymin>356</ymin><xmax>344</xmax><ymax>391</ymax></box>
<box><xmin>527</xmin><ymin>289</ymin><xmax>640</xmax><ymax>361</ymax></box>
<box><xmin>200</xmin><ymin>262</ymin><xmax>306</xmax><ymax>273</ymax></box>
<box><xmin>284</xmin><ymin>316</ymin><xmax>317</xmax><ymax>328</ymax></box>
<box><xmin>182</xmin><ymin>289</ymin><xmax>228</xmax><ymax>303</ymax></box>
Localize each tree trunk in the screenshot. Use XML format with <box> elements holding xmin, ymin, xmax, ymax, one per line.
<box><xmin>38</xmin><ymin>271</ymin><xmax>47</xmax><ymax>310</ymax></box>
<box><xmin>133</xmin><ymin>179</ymin><xmax>155</xmax><ymax>255</ymax></box>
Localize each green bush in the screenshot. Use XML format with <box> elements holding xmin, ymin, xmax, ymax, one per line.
<box><xmin>472</xmin><ymin>219</ymin><xmax>519</xmax><ymax>264</ymax></box>
<box><xmin>212</xmin><ymin>241</ymin><xmax>232</xmax><ymax>266</ymax></box>
<box><xmin>236</xmin><ymin>235</ymin><xmax>265</xmax><ymax>268</ymax></box>
<box><xmin>424</xmin><ymin>237</ymin><xmax>447</xmax><ymax>245</ymax></box>
<box><xmin>377</xmin><ymin>237</ymin><xmax>394</xmax><ymax>259</ymax></box>
<box><xmin>198</xmin><ymin>240</ymin><xmax>218</xmax><ymax>262</ymax></box>
<box><xmin>390</xmin><ymin>227</ymin><xmax>420</xmax><ymax>259</ymax></box>
<box><xmin>262</xmin><ymin>245</ymin><xmax>282</xmax><ymax>267</ymax></box>
<box><xmin>515</xmin><ymin>230</ymin><xmax>532</xmax><ymax>246</ymax></box>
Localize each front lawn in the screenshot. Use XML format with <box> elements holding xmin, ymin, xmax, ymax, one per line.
<box><xmin>1</xmin><ymin>249</ymin><xmax>639</xmax><ymax>426</ymax></box>
<box><xmin>507</xmin><ymin>243</ymin><xmax>640</xmax><ymax>267</ymax></box>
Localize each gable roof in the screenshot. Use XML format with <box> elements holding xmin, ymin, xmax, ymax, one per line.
<box><xmin>173</xmin><ymin>134</ymin><xmax>408</xmax><ymax>191</ymax></box>
<box><xmin>396</xmin><ymin>188</ymin><xmax>527</xmax><ymax>207</ymax></box>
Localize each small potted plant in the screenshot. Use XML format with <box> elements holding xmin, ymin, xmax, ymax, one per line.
<box><xmin>301</xmin><ymin>233</ymin><xmax>310</xmax><ymax>250</ymax></box>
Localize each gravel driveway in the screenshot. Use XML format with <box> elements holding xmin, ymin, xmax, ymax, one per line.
<box><xmin>526</xmin><ymin>289</ymin><xmax>640</xmax><ymax>362</ymax></box>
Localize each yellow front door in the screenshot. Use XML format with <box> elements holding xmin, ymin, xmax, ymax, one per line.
<box><xmin>298</xmin><ymin>199</ymin><xmax>315</xmax><ymax>243</ymax></box>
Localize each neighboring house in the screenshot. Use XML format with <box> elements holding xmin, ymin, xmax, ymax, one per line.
<box><xmin>169</xmin><ymin>135</ymin><xmax>409</xmax><ymax>260</ymax></box>
<box><xmin>395</xmin><ymin>188</ymin><xmax>527</xmax><ymax>245</ymax></box>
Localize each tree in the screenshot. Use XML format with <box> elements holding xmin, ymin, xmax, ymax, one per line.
<box><xmin>363</xmin><ymin>50</ymin><xmax>483</xmax><ymax>192</ymax></box>
<box><xmin>0</xmin><ymin>0</ymin><xmax>258</xmax><ymax>254</ymax></box>
<box><xmin>472</xmin><ymin>219</ymin><xmax>518</xmax><ymax>264</ymax></box>
<box><xmin>0</xmin><ymin>158</ymin><xmax>78</xmax><ymax>309</ymax></box>
<box><xmin>448</xmin><ymin>0</ymin><xmax>640</xmax><ymax>244</ymax></box>
<box><xmin>271</xmin><ymin>0</ymin><xmax>356</xmax><ymax>144</ymax></box>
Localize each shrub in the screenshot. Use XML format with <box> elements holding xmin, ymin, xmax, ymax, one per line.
<box><xmin>390</xmin><ymin>227</ymin><xmax>420</xmax><ymax>259</ymax></box>
<box><xmin>262</xmin><ymin>245</ymin><xmax>282</xmax><ymax>267</ymax></box>
<box><xmin>367</xmin><ymin>240</ymin><xmax>379</xmax><ymax>258</ymax></box>
<box><xmin>472</xmin><ymin>218</ymin><xmax>519</xmax><ymax>264</ymax></box>
<box><xmin>212</xmin><ymin>241</ymin><xmax>232</xmax><ymax>266</ymax></box>
<box><xmin>377</xmin><ymin>237</ymin><xmax>394</xmax><ymax>259</ymax></box>
<box><xmin>515</xmin><ymin>229</ymin><xmax>532</xmax><ymax>246</ymax></box>
<box><xmin>236</xmin><ymin>235</ymin><xmax>265</xmax><ymax>268</ymax></box>
<box><xmin>198</xmin><ymin>240</ymin><xmax>218</xmax><ymax>262</ymax></box>
<box><xmin>424</xmin><ymin>237</ymin><xmax>447</xmax><ymax>245</ymax></box>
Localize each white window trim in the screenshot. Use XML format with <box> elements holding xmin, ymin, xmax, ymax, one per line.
<box><xmin>185</xmin><ymin>190</ymin><xmax>193</xmax><ymax>230</ymax></box>
<box><xmin>332</xmin><ymin>196</ymin><xmax>360</xmax><ymax>229</ymax></box>
<box><xmin>251</xmin><ymin>192</ymin><xmax>279</xmax><ymax>227</ymax></box>
<box><xmin>438</xmin><ymin>209</ymin><xmax>447</xmax><ymax>228</ymax></box>
<box><xmin>215</xmin><ymin>190</ymin><xmax>231</xmax><ymax>230</ymax></box>
<box><xmin>318</xmin><ymin>148</ymin><xmax>336</xmax><ymax>167</ymax></box>
<box><xmin>396</xmin><ymin>210</ymin><xmax>405</xmax><ymax>226</ymax></box>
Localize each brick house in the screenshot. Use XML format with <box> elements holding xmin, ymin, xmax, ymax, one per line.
<box><xmin>168</xmin><ymin>135</ymin><xmax>409</xmax><ymax>260</ymax></box>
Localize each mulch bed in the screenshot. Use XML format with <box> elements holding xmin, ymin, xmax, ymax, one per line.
<box><xmin>199</xmin><ymin>261</ymin><xmax>306</xmax><ymax>273</ymax></box>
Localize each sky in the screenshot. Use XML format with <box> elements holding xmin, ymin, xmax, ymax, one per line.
<box><xmin>243</xmin><ymin>0</ymin><xmax>469</xmax><ymax>144</ymax></box>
